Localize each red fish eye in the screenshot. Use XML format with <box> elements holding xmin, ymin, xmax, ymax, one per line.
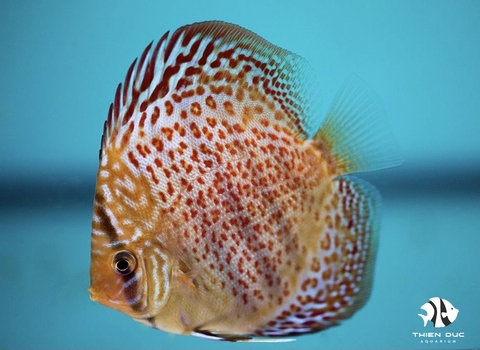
<box><xmin>112</xmin><ymin>250</ymin><xmax>136</xmax><ymax>276</ymax></box>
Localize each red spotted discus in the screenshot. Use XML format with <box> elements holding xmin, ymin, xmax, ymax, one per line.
<box><xmin>89</xmin><ymin>21</ymin><xmax>402</xmax><ymax>341</ymax></box>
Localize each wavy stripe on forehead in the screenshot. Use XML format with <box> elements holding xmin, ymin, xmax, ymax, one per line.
<box><xmin>94</xmin><ymin>193</ymin><xmax>121</xmax><ymax>246</ymax></box>
<box><xmin>100</xmin><ymin>21</ymin><xmax>320</xmax><ymax>158</ymax></box>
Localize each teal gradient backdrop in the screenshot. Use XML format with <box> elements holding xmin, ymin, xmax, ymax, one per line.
<box><xmin>2</xmin><ymin>0</ymin><xmax>480</xmax><ymax>174</ymax></box>
<box><xmin>1</xmin><ymin>1</ymin><xmax>479</xmax><ymax>349</ymax></box>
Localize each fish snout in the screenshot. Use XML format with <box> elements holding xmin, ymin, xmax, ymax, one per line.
<box><xmin>89</xmin><ymin>285</ymin><xmax>101</xmax><ymax>302</ymax></box>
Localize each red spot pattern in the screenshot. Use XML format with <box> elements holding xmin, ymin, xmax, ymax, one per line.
<box><xmin>255</xmin><ymin>177</ymin><xmax>375</xmax><ymax>336</ymax></box>
<box><xmin>96</xmin><ymin>22</ymin><xmax>376</xmax><ymax>337</ymax></box>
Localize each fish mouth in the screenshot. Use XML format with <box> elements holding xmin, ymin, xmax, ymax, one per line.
<box><xmin>88</xmin><ymin>285</ymin><xmax>107</xmax><ymax>303</ymax></box>
<box><xmin>89</xmin><ymin>286</ymin><xmax>100</xmax><ymax>302</ymax></box>
<box><xmin>89</xmin><ymin>285</ymin><xmax>124</xmax><ymax>309</ymax></box>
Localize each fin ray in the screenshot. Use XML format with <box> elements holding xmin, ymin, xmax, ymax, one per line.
<box><xmin>314</xmin><ymin>75</ymin><xmax>403</xmax><ymax>174</ymax></box>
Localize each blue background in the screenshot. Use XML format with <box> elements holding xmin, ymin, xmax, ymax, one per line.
<box><xmin>1</xmin><ymin>1</ymin><xmax>479</xmax><ymax>349</ymax></box>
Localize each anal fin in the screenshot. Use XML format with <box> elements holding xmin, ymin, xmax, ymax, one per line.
<box><xmin>192</xmin><ymin>330</ymin><xmax>295</xmax><ymax>343</ymax></box>
<box><xmin>333</xmin><ymin>175</ymin><xmax>381</xmax><ymax>319</ymax></box>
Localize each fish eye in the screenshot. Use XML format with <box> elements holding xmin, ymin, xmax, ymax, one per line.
<box><xmin>112</xmin><ymin>250</ymin><xmax>136</xmax><ymax>276</ymax></box>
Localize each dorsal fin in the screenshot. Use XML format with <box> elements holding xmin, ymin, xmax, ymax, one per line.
<box><xmin>100</xmin><ymin>21</ymin><xmax>320</xmax><ymax>158</ymax></box>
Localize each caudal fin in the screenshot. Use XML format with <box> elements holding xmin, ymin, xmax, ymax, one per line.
<box><xmin>418</xmin><ymin>313</ymin><xmax>429</xmax><ymax>327</ymax></box>
<box><xmin>313</xmin><ymin>76</ymin><xmax>403</xmax><ymax>175</ymax></box>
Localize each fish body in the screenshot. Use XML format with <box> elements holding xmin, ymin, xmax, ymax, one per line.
<box><xmin>89</xmin><ymin>21</ymin><xmax>402</xmax><ymax>341</ymax></box>
<box><xmin>418</xmin><ymin>297</ymin><xmax>459</xmax><ymax>328</ymax></box>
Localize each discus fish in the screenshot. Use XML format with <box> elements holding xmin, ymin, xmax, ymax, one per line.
<box><xmin>89</xmin><ymin>21</ymin><xmax>402</xmax><ymax>342</ymax></box>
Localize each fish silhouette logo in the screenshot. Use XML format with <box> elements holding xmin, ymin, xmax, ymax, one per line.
<box><xmin>418</xmin><ymin>297</ymin><xmax>459</xmax><ymax>328</ymax></box>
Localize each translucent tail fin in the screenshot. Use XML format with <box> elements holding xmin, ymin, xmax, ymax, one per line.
<box><xmin>314</xmin><ymin>76</ymin><xmax>404</xmax><ymax>174</ymax></box>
